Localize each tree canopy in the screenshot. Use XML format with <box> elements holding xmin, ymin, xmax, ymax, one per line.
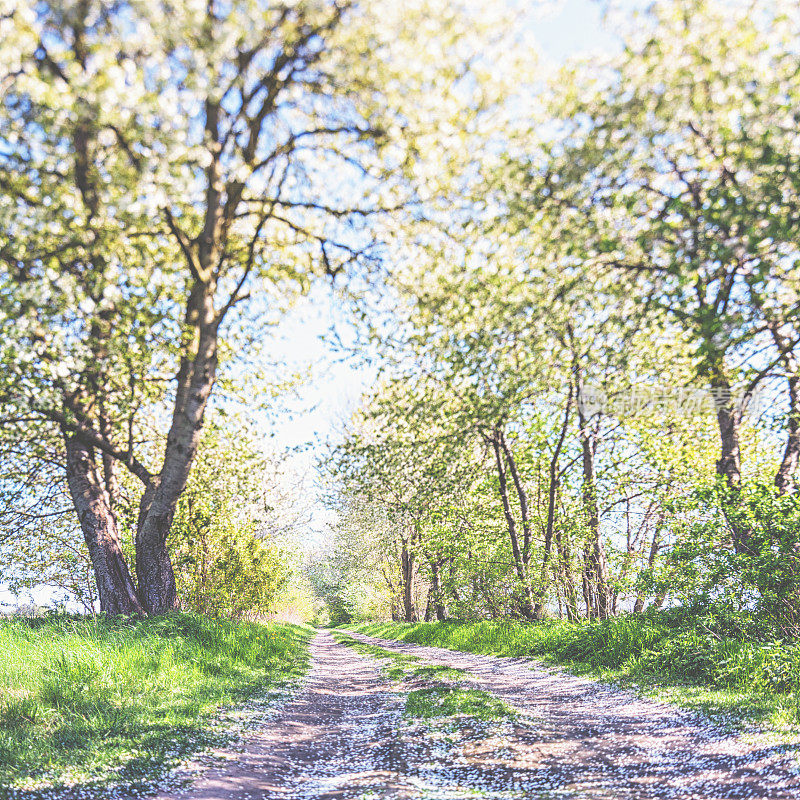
<box><xmin>2</xmin><ymin>0</ymin><xmax>800</xmax><ymax>632</ymax></box>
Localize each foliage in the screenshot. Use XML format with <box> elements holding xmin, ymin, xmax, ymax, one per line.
<box><xmin>2</xmin><ymin>415</ymin><xmax>309</xmax><ymax>619</ymax></box>
<box><xmin>667</xmin><ymin>481</ymin><xmax>800</xmax><ymax>636</ymax></box>
<box><xmin>164</xmin><ymin>420</ymin><xmax>302</xmax><ymax>619</ymax></box>
<box><xmin>173</xmin><ymin>518</ymin><xmax>291</xmax><ymax>620</ymax></box>
<box><xmin>1</xmin><ymin>0</ymin><xmax>799</xmax><ymax>689</ymax></box>
<box><xmin>0</xmin><ymin>0</ymin><xmax>530</xmax><ymax>614</ymax></box>
<box><xmin>320</xmin><ymin>0</ymin><xmax>800</xmax><ymax>634</ymax></box>
<box><xmin>0</xmin><ymin>613</ymin><xmax>311</xmax><ymax>795</ymax></box>
<box><xmin>1</xmin><ymin>514</ymin><xmax>97</xmax><ymax>614</ymax></box>
<box><xmin>310</xmin><ymin>497</ymin><xmax>408</xmax><ymax>624</ymax></box>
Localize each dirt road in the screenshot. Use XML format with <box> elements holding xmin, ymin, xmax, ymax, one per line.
<box><xmin>157</xmin><ymin>630</ymin><xmax>800</xmax><ymax>800</ymax></box>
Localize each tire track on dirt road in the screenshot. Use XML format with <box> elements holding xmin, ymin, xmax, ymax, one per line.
<box><xmin>346</xmin><ymin>630</ymin><xmax>800</xmax><ymax>800</ymax></box>
<box><xmin>154</xmin><ymin>629</ymin><xmax>800</xmax><ymax>800</ymax></box>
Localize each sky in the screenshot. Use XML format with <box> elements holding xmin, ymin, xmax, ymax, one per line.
<box><xmin>1</xmin><ymin>0</ymin><xmax>629</xmax><ymax>611</ymax></box>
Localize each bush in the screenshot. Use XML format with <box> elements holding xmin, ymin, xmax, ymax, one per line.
<box><xmin>668</xmin><ymin>482</ymin><xmax>800</xmax><ymax>638</ymax></box>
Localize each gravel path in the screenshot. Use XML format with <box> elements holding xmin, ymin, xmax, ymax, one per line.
<box><xmin>347</xmin><ymin>630</ymin><xmax>800</xmax><ymax>800</ymax></box>
<box><xmin>156</xmin><ymin>630</ymin><xmax>409</xmax><ymax>800</ymax></box>
<box><xmin>155</xmin><ymin>630</ymin><xmax>800</xmax><ymax>800</ymax></box>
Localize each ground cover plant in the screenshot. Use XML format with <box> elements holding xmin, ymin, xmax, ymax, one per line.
<box><xmin>348</xmin><ymin>608</ymin><xmax>800</xmax><ymax>731</ymax></box>
<box><xmin>332</xmin><ymin>631</ymin><xmax>515</xmax><ymax>723</ymax></box>
<box><xmin>404</xmin><ymin>686</ymin><xmax>513</xmax><ymax>721</ymax></box>
<box><xmin>0</xmin><ymin>613</ymin><xmax>311</xmax><ymax>797</ymax></box>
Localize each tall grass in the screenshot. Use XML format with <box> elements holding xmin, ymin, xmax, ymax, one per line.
<box><xmin>0</xmin><ymin>613</ymin><xmax>311</xmax><ymax>796</ymax></box>
<box><xmin>349</xmin><ymin>609</ymin><xmax>800</xmax><ymax>729</ymax></box>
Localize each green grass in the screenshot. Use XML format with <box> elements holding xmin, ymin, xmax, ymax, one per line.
<box><xmin>332</xmin><ymin>630</ymin><xmax>514</xmax><ymax>723</ymax></box>
<box><xmin>407</xmin><ymin>664</ymin><xmax>469</xmax><ymax>682</ymax></box>
<box><xmin>347</xmin><ymin>611</ymin><xmax>800</xmax><ymax>733</ymax></box>
<box><xmin>0</xmin><ymin>613</ymin><xmax>312</xmax><ymax>797</ymax></box>
<box><xmin>404</xmin><ymin>686</ymin><xmax>514</xmax><ymax>720</ymax></box>
<box><xmin>330</xmin><ymin>630</ymin><xmax>419</xmax><ymax>672</ymax></box>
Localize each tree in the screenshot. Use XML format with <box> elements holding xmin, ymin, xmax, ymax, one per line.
<box><xmin>519</xmin><ymin>0</ymin><xmax>800</xmax><ymax>511</ymax></box>
<box><xmin>318</xmin><ymin>0</ymin><xmax>800</xmax><ymax>627</ymax></box>
<box><xmin>164</xmin><ymin>419</ymin><xmax>301</xmax><ymax>619</ymax></box>
<box><xmin>0</xmin><ymin>0</ymin><xmax>516</xmax><ymax>613</ymax></box>
<box><xmin>331</xmin><ymin>377</ymin><xmax>478</xmax><ymax>621</ymax></box>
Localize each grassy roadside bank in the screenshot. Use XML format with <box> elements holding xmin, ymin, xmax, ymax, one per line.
<box><xmin>346</xmin><ymin>610</ymin><xmax>800</xmax><ymax>733</ymax></box>
<box><xmin>0</xmin><ymin>613</ymin><xmax>312</xmax><ymax>797</ymax></box>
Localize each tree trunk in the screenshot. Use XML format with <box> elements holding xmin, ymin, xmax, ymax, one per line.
<box><xmin>475</xmin><ymin>573</ymin><xmax>502</xmax><ymax>618</ymax></box>
<box><xmin>499</xmin><ymin>432</ymin><xmax>533</xmax><ymax>567</ymax></box>
<box><xmin>712</xmin><ymin>376</ymin><xmax>743</xmax><ymax>489</ymax></box>
<box><xmin>582</xmin><ymin>539</ymin><xmax>595</xmax><ymax>619</ymax></box>
<box><xmin>709</xmin><ymin>375</ymin><xmax>759</xmax><ymax>555</ymax></box>
<box><xmin>401</xmin><ymin>539</ymin><xmax>417</xmax><ymax>622</ymax></box>
<box><xmin>135</xmin><ymin>284</ymin><xmax>218</xmax><ymax>613</ymax></box>
<box><xmin>134</xmin><ymin>93</ymin><xmax>227</xmax><ymax>613</ymax></box>
<box><xmin>491</xmin><ymin>431</ymin><xmax>535</xmax><ymax>619</ymax></box>
<box><xmin>757</xmin><ymin>310</ymin><xmax>800</xmax><ymax>495</ymax></box>
<box><xmin>449</xmin><ymin>557</ymin><xmax>461</xmax><ymax>604</ymax></box>
<box><xmin>135</xmin><ymin>474</ymin><xmax>180</xmax><ymax>615</ymax></box>
<box><xmin>64</xmin><ymin>436</ymin><xmax>144</xmax><ymax>615</ymax></box>
<box><xmin>534</xmin><ymin>387</ymin><xmax>572</xmax><ymax>619</ymax></box>
<box><xmin>776</xmin><ymin>372</ymin><xmax>800</xmax><ymax>495</ymax></box>
<box><xmin>577</xmin><ymin>389</ymin><xmax>610</xmax><ymax>620</ymax></box>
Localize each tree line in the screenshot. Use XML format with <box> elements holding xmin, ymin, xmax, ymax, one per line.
<box><xmin>322</xmin><ymin>0</ymin><xmax>800</xmax><ymax>634</ymax></box>
<box><xmin>2</xmin><ymin>0</ymin><xmax>798</xmax><ymax>624</ymax></box>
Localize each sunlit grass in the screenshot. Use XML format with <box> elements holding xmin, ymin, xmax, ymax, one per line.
<box><xmin>0</xmin><ymin>613</ymin><xmax>312</xmax><ymax>796</ymax></box>
<box><xmin>331</xmin><ymin>630</ymin><xmax>419</xmax><ymax>667</ymax></box>
<box><xmin>405</xmin><ymin>686</ymin><xmax>514</xmax><ymax>721</ymax></box>
<box><xmin>334</xmin><ymin>631</ymin><xmax>514</xmax><ymax>727</ymax></box>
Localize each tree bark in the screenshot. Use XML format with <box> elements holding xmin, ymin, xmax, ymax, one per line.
<box><xmin>400</xmin><ymin>540</ymin><xmax>417</xmax><ymax>622</ymax></box>
<box><xmin>708</xmin><ymin>374</ymin><xmax>760</xmax><ymax>555</ymax></box>
<box><xmin>712</xmin><ymin>375</ymin><xmax>743</xmax><ymax>489</ymax></box>
<box><xmin>134</xmin><ymin>82</ymin><xmax>225</xmax><ymax>614</ymax></box>
<box><xmin>650</xmin><ymin>589</ymin><xmax>667</xmax><ymax>610</ymax></box>
<box><xmin>135</xmin><ymin>283</ymin><xmax>218</xmax><ymax>613</ymax></box>
<box><xmin>499</xmin><ymin>432</ymin><xmax>533</xmax><ymax>566</ymax></box>
<box><xmin>634</xmin><ymin>512</ymin><xmax>663</xmax><ymax>614</ymax></box>
<box><xmin>491</xmin><ymin>431</ymin><xmax>535</xmax><ymax>619</ymax></box>
<box><xmin>64</xmin><ymin>435</ymin><xmax>144</xmax><ymax>615</ymax></box>
<box><xmin>135</xmin><ymin>478</ymin><xmax>180</xmax><ymax>614</ymax></box>
<box><xmin>576</xmin><ymin>384</ymin><xmax>610</xmax><ymax>620</ymax></box>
